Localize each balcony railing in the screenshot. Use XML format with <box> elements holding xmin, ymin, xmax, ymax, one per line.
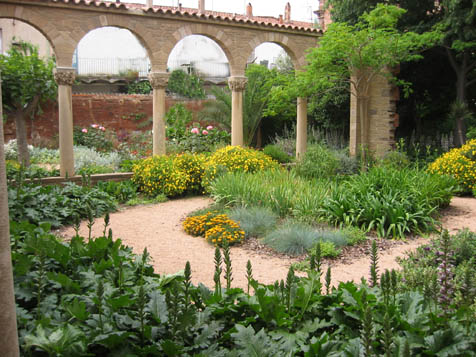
<box><xmin>74</xmin><ymin>57</ymin><xmax>230</xmax><ymax>79</ymax></box>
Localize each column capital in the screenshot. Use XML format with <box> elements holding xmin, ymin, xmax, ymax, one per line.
<box><xmin>54</xmin><ymin>67</ymin><xmax>76</xmax><ymax>86</ymax></box>
<box><xmin>228</xmin><ymin>76</ymin><xmax>247</xmax><ymax>92</ymax></box>
<box><xmin>148</xmin><ymin>72</ymin><xmax>169</xmax><ymax>89</ymax></box>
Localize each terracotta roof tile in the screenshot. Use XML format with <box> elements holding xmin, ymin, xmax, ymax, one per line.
<box><xmin>49</xmin><ymin>0</ymin><xmax>320</xmax><ymax>33</ymax></box>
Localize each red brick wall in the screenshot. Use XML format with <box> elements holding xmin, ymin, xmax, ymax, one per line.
<box><xmin>3</xmin><ymin>94</ymin><xmax>208</xmax><ymax>144</ymax></box>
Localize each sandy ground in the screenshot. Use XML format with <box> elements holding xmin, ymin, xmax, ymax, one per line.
<box><xmin>60</xmin><ymin>196</ymin><xmax>476</xmax><ymax>290</ymax></box>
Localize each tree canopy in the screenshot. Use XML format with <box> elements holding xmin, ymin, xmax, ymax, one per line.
<box><xmin>0</xmin><ymin>41</ymin><xmax>56</xmax><ymax>165</ymax></box>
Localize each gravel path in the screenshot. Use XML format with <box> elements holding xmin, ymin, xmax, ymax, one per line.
<box><xmin>60</xmin><ymin>196</ymin><xmax>476</xmax><ymax>289</ymax></box>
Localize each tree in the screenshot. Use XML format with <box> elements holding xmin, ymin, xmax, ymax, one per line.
<box><xmin>438</xmin><ymin>0</ymin><xmax>476</xmax><ymax>145</ymax></box>
<box><xmin>0</xmin><ymin>41</ymin><xmax>56</xmax><ymax>166</ymax></box>
<box><xmin>0</xmin><ymin>70</ymin><xmax>20</xmax><ymax>357</ymax></box>
<box><xmin>300</xmin><ymin>4</ymin><xmax>440</xmax><ymax>160</ymax></box>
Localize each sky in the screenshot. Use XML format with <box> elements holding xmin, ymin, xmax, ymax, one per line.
<box><xmin>77</xmin><ymin>0</ymin><xmax>318</xmax><ymax>67</ymax></box>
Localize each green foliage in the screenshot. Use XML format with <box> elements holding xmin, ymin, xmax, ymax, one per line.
<box><xmin>294</xmin><ymin>144</ymin><xmax>341</xmax><ymax>180</ymax></box>
<box><xmin>379</xmin><ymin>150</ymin><xmax>411</xmax><ymax>169</ymax></box>
<box><xmin>227</xmin><ymin>206</ymin><xmax>278</xmax><ymax>238</ymax></box>
<box><xmin>167</xmin><ymin>69</ymin><xmax>206</xmax><ymax>99</ymax></box>
<box><xmin>95</xmin><ymin>180</ymin><xmax>138</xmax><ymax>204</ymax></box>
<box><xmin>73</xmin><ymin>124</ymin><xmax>116</xmax><ymax>152</ymax></box>
<box><xmin>11</xmin><ymin>220</ymin><xmax>476</xmax><ymax>355</ymax></box>
<box><xmin>322</xmin><ymin>166</ymin><xmax>456</xmax><ymax>238</ymax></box>
<box><xmin>165</xmin><ymin>104</ymin><xmax>193</xmax><ymax>141</ymax></box>
<box><xmin>0</xmin><ymin>41</ymin><xmax>56</xmax><ymax>113</ymax></box>
<box><xmin>294</xmin><ymin>143</ymin><xmax>357</xmax><ymax>180</ymax></box>
<box><xmin>127</xmin><ymin>70</ymin><xmax>206</xmax><ymax>98</ymax></box>
<box><xmin>209</xmin><ymin>169</ymin><xmax>329</xmax><ymax>219</ymax></box>
<box><xmin>399</xmin><ymin>229</ymin><xmax>476</xmax><ymax>310</ymax></box>
<box><xmin>200</xmin><ymin>64</ymin><xmax>296</xmax><ymax>146</ymax></box>
<box><xmin>262</xmin><ymin>144</ymin><xmax>293</xmax><ymax>163</ymax></box>
<box><xmin>126</xmin><ymin>80</ymin><xmax>152</xmax><ymax>94</ymax></box>
<box><xmin>8</xmin><ymin>181</ymin><xmax>117</xmax><ymax>228</ymax></box>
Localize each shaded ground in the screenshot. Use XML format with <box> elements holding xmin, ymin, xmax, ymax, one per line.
<box><xmin>60</xmin><ymin>196</ymin><xmax>476</xmax><ymax>289</ymax></box>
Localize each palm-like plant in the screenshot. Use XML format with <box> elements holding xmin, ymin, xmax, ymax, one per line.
<box><xmin>199</xmin><ymin>64</ymin><xmax>275</xmax><ymax>146</ymax></box>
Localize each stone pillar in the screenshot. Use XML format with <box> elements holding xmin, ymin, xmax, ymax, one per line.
<box><xmin>0</xmin><ymin>70</ymin><xmax>20</xmax><ymax>357</ymax></box>
<box><xmin>54</xmin><ymin>67</ymin><xmax>75</xmax><ymax>177</ymax></box>
<box><xmin>296</xmin><ymin>97</ymin><xmax>308</xmax><ymax>158</ymax></box>
<box><xmin>148</xmin><ymin>72</ymin><xmax>169</xmax><ymax>156</ymax></box>
<box><xmin>228</xmin><ymin>76</ymin><xmax>247</xmax><ymax>146</ymax></box>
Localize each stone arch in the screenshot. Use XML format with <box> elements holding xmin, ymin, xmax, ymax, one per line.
<box><xmin>245</xmin><ymin>33</ymin><xmax>306</xmax><ymax>71</ymax></box>
<box><xmin>163</xmin><ymin>24</ymin><xmax>236</xmax><ymax>74</ymax></box>
<box><xmin>70</xmin><ymin>14</ymin><xmax>155</xmax><ymax>68</ymax></box>
<box><xmin>0</xmin><ymin>6</ymin><xmax>58</xmax><ymax>60</ymax></box>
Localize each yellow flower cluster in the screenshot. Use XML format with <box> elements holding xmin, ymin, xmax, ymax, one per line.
<box><xmin>428</xmin><ymin>139</ymin><xmax>476</xmax><ymax>192</ymax></box>
<box><xmin>183</xmin><ymin>211</ymin><xmax>218</xmax><ymax>236</ymax></box>
<box><xmin>173</xmin><ymin>153</ymin><xmax>207</xmax><ymax>194</ymax></box>
<box><xmin>132</xmin><ymin>155</ymin><xmax>189</xmax><ymax>197</ymax></box>
<box><xmin>183</xmin><ymin>212</ymin><xmax>245</xmax><ymax>246</ymax></box>
<box><xmin>202</xmin><ymin>146</ymin><xmax>280</xmax><ymax>188</ymax></box>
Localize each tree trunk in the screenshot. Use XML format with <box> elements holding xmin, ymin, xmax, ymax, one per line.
<box><xmin>454</xmin><ymin>67</ymin><xmax>467</xmax><ymax>147</ymax></box>
<box><xmin>358</xmin><ymin>94</ymin><xmax>370</xmax><ymax>171</ymax></box>
<box><xmin>446</xmin><ymin>48</ymin><xmax>468</xmax><ymax>147</ymax></box>
<box><xmin>0</xmin><ymin>72</ymin><xmax>21</xmax><ymax>357</ymax></box>
<box><xmin>14</xmin><ymin>112</ymin><xmax>30</xmax><ymax>167</ymax></box>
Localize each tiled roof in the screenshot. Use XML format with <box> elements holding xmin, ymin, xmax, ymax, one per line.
<box><xmin>49</xmin><ymin>0</ymin><xmax>320</xmax><ymax>33</ymax></box>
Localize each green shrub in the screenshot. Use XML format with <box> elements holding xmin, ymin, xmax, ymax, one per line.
<box><xmin>228</xmin><ymin>206</ymin><xmax>278</xmax><ymax>238</ymax></box>
<box><xmin>202</xmin><ymin>146</ymin><xmax>279</xmax><ymax>189</ymax></box>
<box><xmin>261</xmin><ymin>223</ymin><xmax>318</xmax><ymax>256</ymax></box>
<box><xmin>294</xmin><ymin>144</ymin><xmax>340</xmax><ymax>180</ymax></box>
<box><xmin>8</xmin><ymin>182</ymin><xmax>116</xmax><ymax>227</ymax></box>
<box><xmin>428</xmin><ymin>138</ymin><xmax>476</xmax><ymax>193</ymax></box>
<box><xmin>73</xmin><ymin>124</ymin><xmax>116</xmax><ymax>152</ymax></box>
<box><xmin>315</xmin><ymin>230</ymin><xmax>348</xmax><ymax>247</ymax></box>
<box><xmin>132</xmin><ymin>155</ymin><xmax>188</xmax><ymax>197</ymax></box>
<box><xmin>399</xmin><ymin>229</ymin><xmax>476</xmax><ymax>309</ymax></box>
<box><xmin>321</xmin><ymin>166</ymin><xmax>456</xmax><ymax>238</ymax></box>
<box><xmin>263</xmin><ymin>144</ymin><xmax>293</xmax><ymax>163</ymax></box>
<box><xmin>309</xmin><ymin>241</ymin><xmax>341</xmax><ymax>258</ymax></box>
<box><xmin>96</xmin><ymin>180</ymin><xmax>138</xmax><ymax>204</ymax></box>
<box><xmin>341</xmin><ymin>226</ymin><xmax>367</xmax><ymax>245</ymax></box>
<box><xmin>379</xmin><ymin>150</ymin><xmax>410</xmax><ymax>169</ymax></box>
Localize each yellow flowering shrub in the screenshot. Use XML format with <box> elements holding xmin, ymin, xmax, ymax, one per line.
<box><xmin>428</xmin><ymin>139</ymin><xmax>476</xmax><ymax>193</ymax></box>
<box><xmin>132</xmin><ymin>155</ymin><xmax>189</xmax><ymax>197</ymax></box>
<box><xmin>183</xmin><ymin>211</ymin><xmax>220</xmax><ymax>236</ymax></box>
<box><xmin>202</xmin><ymin>146</ymin><xmax>280</xmax><ymax>188</ymax></box>
<box><xmin>173</xmin><ymin>153</ymin><xmax>207</xmax><ymax>194</ymax></box>
<box><xmin>183</xmin><ymin>212</ymin><xmax>245</xmax><ymax>246</ymax></box>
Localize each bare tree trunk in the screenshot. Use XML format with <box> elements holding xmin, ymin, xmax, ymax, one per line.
<box><xmin>0</xmin><ymin>72</ymin><xmax>20</xmax><ymax>357</ymax></box>
<box><xmin>14</xmin><ymin>112</ymin><xmax>30</xmax><ymax>167</ymax></box>
<box><xmin>454</xmin><ymin>68</ymin><xmax>467</xmax><ymax>147</ymax></box>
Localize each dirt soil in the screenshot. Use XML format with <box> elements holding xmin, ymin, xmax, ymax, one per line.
<box><xmin>59</xmin><ymin>196</ymin><xmax>476</xmax><ymax>290</ymax></box>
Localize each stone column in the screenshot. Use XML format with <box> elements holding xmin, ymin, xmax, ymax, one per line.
<box><xmin>228</xmin><ymin>76</ymin><xmax>247</xmax><ymax>146</ymax></box>
<box><xmin>54</xmin><ymin>67</ymin><xmax>75</xmax><ymax>177</ymax></box>
<box><xmin>296</xmin><ymin>97</ymin><xmax>308</xmax><ymax>159</ymax></box>
<box><xmin>148</xmin><ymin>72</ymin><xmax>169</xmax><ymax>156</ymax></box>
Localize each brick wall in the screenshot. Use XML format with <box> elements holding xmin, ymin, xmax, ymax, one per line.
<box><xmin>3</xmin><ymin>94</ymin><xmax>208</xmax><ymax>144</ymax></box>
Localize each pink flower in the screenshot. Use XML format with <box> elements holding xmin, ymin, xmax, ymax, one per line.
<box><xmin>81</xmin><ymin>128</ymin><xmax>88</xmax><ymax>133</ymax></box>
<box><xmin>191</xmin><ymin>127</ymin><xmax>199</xmax><ymax>134</ymax></box>
<box><xmin>99</xmin><ymin>126</ymin><xmax>105</xmax><ymax>131</ymax></box>
<box><xmin>206</xmin><ymin>125</ymin><xmax>213</xmax><ymax>130</ymax></box>
<box><xmin>202</xmin><ymin>130</ymin><xmax>209</xmax><ymax>135</ymax></box>
<box><xmin>91</xmin><ymin>124</ymin><xmax>99</xmax><ymax>129</ymax></box>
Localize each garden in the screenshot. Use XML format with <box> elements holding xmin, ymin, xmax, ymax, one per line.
<box><xmin>2</xmin><ymin>2</ymin><xmax>476</xmax><ymax>356</ymax></box>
